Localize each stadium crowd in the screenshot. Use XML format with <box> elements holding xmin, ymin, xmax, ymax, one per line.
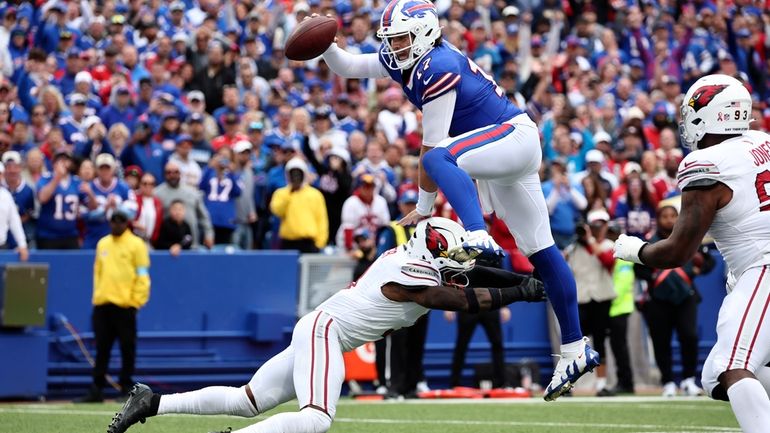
<box><xmin>0</xmin><ymin>0</ymin><xmax>768</xmax><ymax>395</ymax></box>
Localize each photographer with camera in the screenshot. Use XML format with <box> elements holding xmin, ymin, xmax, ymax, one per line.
<box><xmin>565</xmin><ymin>209</ymin><xmax>616</xmax><ymax>396</ymax></box>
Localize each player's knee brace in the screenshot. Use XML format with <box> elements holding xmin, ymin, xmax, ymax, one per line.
<box><xmin>299</xmin><ymin>407</ymin><xmax>333</xmax><ymax>433</ymax></box>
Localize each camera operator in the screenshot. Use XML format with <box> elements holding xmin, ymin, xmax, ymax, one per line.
<box><xmin>566</xmin><ymin>209</ymin><xmax>616</xmax><ymax>396</ymax></box>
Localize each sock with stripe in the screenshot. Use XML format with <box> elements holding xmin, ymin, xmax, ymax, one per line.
<box><xmin>528</xmin><ymin>245</ymin><xmax>583</xmax><ymax>344</ymax></box>
<box><xmin>727</xmin><ymin>378</ymin><xmax>770</xmax><ymax>433</ymax></box>
<box><xmin>233</xmin><ymin>407</ymin><xmax>332</xmax><ymax>433</ymax></box>
<box><xmin>158</xmin><ymin>386</ymin><xmax>257</xmax><ymax>417</ymax></box>
<box><xmin>422</xmin><ymin>147</ymin><xmax>485</xmax><ymax>231</ymax></box>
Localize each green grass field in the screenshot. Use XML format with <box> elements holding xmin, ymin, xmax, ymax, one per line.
<box><xmin>0</xmin><ymin>397</ymin><xmax>740</xmax><ymax>433</ymax></box>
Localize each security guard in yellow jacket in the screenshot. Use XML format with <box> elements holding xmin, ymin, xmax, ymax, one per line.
<box><xmin>77</xmin><ymin>208</ymin><xmax>150</xmax><ymax>402</ymax></box>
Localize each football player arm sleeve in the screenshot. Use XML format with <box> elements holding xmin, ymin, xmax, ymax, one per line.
<box><xmin>416</xmin><ymin>91</ymin><xmax>457</xmax><ymax>214</ymax></box>
<box><xmin>382</xmin><ymin>283</ymin><xmax>546</xmax><ymax>312</ymax></box>
<box><xmin>465</xmin><ymin>265</ymin><xmax>531</xmax><ymax>288</ymax></box>
<box><xmin>636</xmin><ymin>183</ymin><xmax>730</xmax><ymax>268</ymax></box>
<box><xmin>322</xmin><ymin>44</ymin><xmax>389</xmax><ymax>79</ymax></box>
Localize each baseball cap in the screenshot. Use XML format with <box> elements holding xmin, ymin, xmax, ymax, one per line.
<box><xmin>172</xmin><ymin>33</ymin><xmax>187</xmax><ymax>43</ymax></box>
<box><xmin>593</xmin><ymin>131</ymin><xmax>612</xmax><ymax>144</ymax></box>
<box><xmin>116</xmin><ymin>85</ymin><xmax>131</xmax><ymax>95</ymax></box>
<box><xmin>359</xmin><ymin>173</ymin><xmax>375</xmax><ymax>186</ymax></box>
<box><xmin>161</xmin><ymin>110</ymin><xmax>178</xmax><ymax>120</ymax></box>
<box><xmin>626</xmin><ymin>106</ymin><xmax>645</xmax><ymax>121</ymax></box>
<box><xmin>187</xmin><ymin>112</ymin><xmax>204</xmax><ymax>123</ymax></box>
<box><xmin>264</xmin><ymin>135</ymin><xmax>284</xmax><ymax>148</ymax></box>
<box><xmin>110</xmin><ymin>207</ymin><xmax>130</xmax><ymax>222</ymax></box>
<box><xmin>156</xmin><ymin>92</ymin><xmax>175</xmax><ymax>104</ymax></box>
<box><xmin>224</xmin><ymin>112</ymin><xmax>240</xmax><ymax>124</ymax></box>
<box><xmin>248</xmin><ymin>121</ymin><xmax>264</xmax><ymax>131</ymax></box>
<box><xmin>502</xmin><ymin>5</ymin><xmax>520</xmax><ymax>16</ymax></box>
<box><xmin>124</xmin><ymin>165</ymin><xmax>143</xmax><ymax>177</ymax></box>
<box><xmin>2</xmin><ymin>151</ymin><xmax>22</xmax><ymax>165</ymax></box>
<box><xmin>67</xmin><ymin>48</ymin><xmax>82</xmax><ymax>59</ymax></box>
<box><xmin>95</xmin><ymin>153</ymin><xmax>116</xmax><ymax>168</ymax></box>
<box><xmin>629</xmin><ymin>58</ymin><xmax>645</xmax><ymax>69</ymax></box>
<box><xmin>585</xmin><ymin>149</ymin><xmax>605</xmax><ymax>164</ymax></box>
<box><xmin>736</xmin><ymin>28</ymin><xmax>751</xmax><ymax>38</ymax></box>
<box><xmin>623</xmin><ymin>162</ymin><xmax>642</xmax><ymax>177</ymax></box>
<box><xmin>313</xmin><ymin>105</ymin><xmax>333</xmax><ymax>119</ymax></box>
<box><xmin>328</xmin><ymin>147</ymin><xmax>350</xmax><ymax>165</ymax></box>
<box><xmin>233</xmin><ymin>140</ymin><xmax>252</xmax><ymax>153</ymax></box>
<box><xmin>176</xmin><ymin>134</ymin><xmax>193</xmax><ymax>144</ymax></box>
<box><xmin>111</xmin><ymin>14</ymin><xmax>126</xmax><ymax>25</ymax></box>
<box><xmin>75</xmin><ymin>71</ymin><xmax>93</xmax><ymax>84</ymax></box>
<box><xmin>70</xmin><ymin>93</ymin><xmax>87</xmax><ymax>105</ymax></box>
<box><xmin>587</xmin><ymin>209</ymin><xmax>610</xmax><ymax>224</ymax></box>
<box><xmin>170</xmin><ymin>1</ymin><xmax>185</xmax><ymax>11</ymax></box>
<box><xmin>399</xmin><ymin>189</ymin><xmax>419</xmax><ymax>205</ymax></box>
<box><xmin>83</xmin><ymin>115</ymin><xmax>102</xmax><ymax>130</ymax></box>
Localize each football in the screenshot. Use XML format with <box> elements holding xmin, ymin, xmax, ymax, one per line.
<box><xmin>285</xmin><ymin>16</ymin><xmax>339</xmax><ymax>61</ymax></box>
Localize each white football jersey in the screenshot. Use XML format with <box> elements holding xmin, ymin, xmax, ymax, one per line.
<box><xmin>677</xmin><ymin>130</ymin><xmax>770</xmax><ymax>277</ymax></box>
<box><xmin>316</xmin><ymin>247</ymin><xmax>440</xmax><ymax>351</ymax></box>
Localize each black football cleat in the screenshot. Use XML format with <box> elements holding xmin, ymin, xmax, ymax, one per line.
<box><xmin>208</xmin><ymin>428</ymin><xmax>232</xmax><ymax>433</ymax></box>
<box><xmin>107</xmin><ymin>383</ymin><xmax>154</xmax><ymax>433</ymax></box>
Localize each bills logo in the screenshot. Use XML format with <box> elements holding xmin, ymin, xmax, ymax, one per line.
<box><xmin>688</xmin><ymin>84</ymin><xmax>729</xmax><ymax>113</ymax></box>
<box><xmin>401</xmin><ymin>1</ymin><xmax>437</xmax><ymax>18</ymax></box>
<box><xmin>425</xmin><ymin>223</ymin><xmax>449</xmax><ymax>258</ymax></box>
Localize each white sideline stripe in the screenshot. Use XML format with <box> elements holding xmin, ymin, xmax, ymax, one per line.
<box><xmin>0</xmin><ymin>407</ymin><xmax>741</xmax><ymax>432</ymax></box>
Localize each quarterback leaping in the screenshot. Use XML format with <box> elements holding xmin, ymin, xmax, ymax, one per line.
<box><xmin>107</xmin><ymin>218</ymin><xmax>546</xmax><ymax>433</ymax></box>
<box><xmin>318</xmin><ymin>0</ymin><xmax>597</xmax><ymax>400</ymax></box>
<box><xmin>615</xmin><ymin>74</ymin><xmax>770</xmax><ymax>433</ymax></box>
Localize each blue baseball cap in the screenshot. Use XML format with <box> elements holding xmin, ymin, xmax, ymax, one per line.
<box><xmin>176</xmin><ymin>134</ymin><xmax>192</xmax><ymax>144</ymax></box>
<box><xmin>264</xmin><ymin>135</ymin><xmax>285</xmax><ymax>148</ymax></box>
<box><xmin>248</xmin><ymin>121</ymin><xmax>264</xmax><ymax>131</ymax></box>
<box><xmin>187</xmin><ymin>112</ymin><xmax>204</xmax><ymax>123</ymax></box>
<box><xmin>398</xmin><ymin>190</ymin><xmax>418</xmax><ymax>205</ymax></box>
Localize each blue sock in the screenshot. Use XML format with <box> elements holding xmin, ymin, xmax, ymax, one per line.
<box><xmin>422</xmin><ymin>147</ymin><xmax>485</xmax><ymax>231</ymax></box>
<box><xmin>529</xmin><ymin>245</ymin><xmax>583</xmax><ymax>344</ymax></box>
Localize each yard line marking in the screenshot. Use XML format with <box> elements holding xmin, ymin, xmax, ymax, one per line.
<box><xmin>339</xmin><ymin>396</ymin><xmax>716</xmax><ymax>405</ymax></box>
<box><xmin>0</xmin><ymin>407</ymin><xmax>741</xmax><ymax>432</ymax></box>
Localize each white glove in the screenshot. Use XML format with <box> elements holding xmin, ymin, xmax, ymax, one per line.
<box><xmin>613</xmin><ymin>234</ymin><xmax>648</xmax><ymax>264</ymax></box>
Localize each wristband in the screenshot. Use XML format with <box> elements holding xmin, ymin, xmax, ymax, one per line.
<box><xmin>416</xmin><ymin>188</ymin><xmax>438</xmax><ymax>216</ymax></box>
<box><xmin>464</xmin><ymin>287</ymin><xmax>480</xmax><ymax>314</ymax></box>
<box><xmin>488</xmin><ymin>287</ymin><xmax>503</xmax><ymax>310</ymax></box>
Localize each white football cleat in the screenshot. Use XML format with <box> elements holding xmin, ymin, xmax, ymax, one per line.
<box><xmin>680</xmin><ymin>377</ymin><xmax>704</xmax><ymax>396</ymax></box>
<box><xmin>543</xmin><ymin>337</ymin><xmax>600</xmax><ymax>402</ymax></box>
<box><xmin>448</xmin><ymin>230</ymin><xmax>503</xmax><ymax>262</ymax></box>
<box><xmin>662</xmin><ymin>381</ymin><xmax>677</xmax><ymax>397</ymax></box>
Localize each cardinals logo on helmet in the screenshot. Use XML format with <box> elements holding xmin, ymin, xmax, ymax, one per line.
<box><xmin>424</xmin><ymin>223</ymin><xmax>449</xmax><ymax>259</ymax></box>
<box><xmin>688</xmin><ymin>84</ymin><xmax>729</xmax><ymax>113</ymax></box>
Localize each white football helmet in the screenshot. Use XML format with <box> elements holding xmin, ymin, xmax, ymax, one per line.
<box><xmin>377</xmin><ymin>0</ymin><xmax>441</xmax><ymax>70</ymax></box>
<box><xmin>405</xmin><ymin>217</ymin><xmax>475</xmax><ymax>284</ymax></box>
<box><xmin>679</xmin><ymin>74</ymin><xmax>752</xmax><ymax>150</ymax></box>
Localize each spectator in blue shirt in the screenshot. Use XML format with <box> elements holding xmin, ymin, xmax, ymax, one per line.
<box><xmin>120</xmin><ymin>119</ymin><xmax>167</xmax><ymax>181</ymax></box>
<box><xmin>100</xmin><ymin>85</ymin><xmax>137</xmax><ymax>131</ymax></box>
<box><xmin>82</xmin><ymin>154</ymin><xmax>137</xmax><ymax>248</ymax></box>
<box><xmin>2</xmin><ymin>151</ymin><xmax>36</xmax><ymax>249</ymax></box>
<box><xmin>200</xmin><ymin>147</ymin><xmax>242</xmax><ymax>245</ymax></box>
<box><xmin>36</xmin><ymin>151</ymin><xmax>95</xmax><ymax>249</ymax></box>
<box><xmin>542</xmin><ymin>159</ymin><xmax>588</xmax><ymax>250</ymax></box>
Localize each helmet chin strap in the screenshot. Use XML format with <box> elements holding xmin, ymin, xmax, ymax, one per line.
<box><xmin>441</xmin><ymin>268</ymin><xmax>470</xmax><ymax>288</ymax></box>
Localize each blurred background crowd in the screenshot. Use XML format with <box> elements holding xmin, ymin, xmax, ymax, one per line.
<box><xmin>0</xmin><ymin>0</ymin><xmax>766</xmax><ymax>396</ymax></box>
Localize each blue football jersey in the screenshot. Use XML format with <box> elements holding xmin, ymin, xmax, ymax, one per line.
<box><xmin>36</xmin><ymin>175</ymin><xmax>87</xmax><ymax>240</ymax></box>
<box><xmin>379</xmin><ymin>42</ymin><xmax>523</xmax><ymax>137</ymax></box>
<box><xmin>200</xmin><ymin>168</ymin><xmax>243</xmax><ymax>230</ymax></box>
<box><xmin>82</xmin><ymin>179</ymin><xmax>137</xmax><ymax>249</ymax></box>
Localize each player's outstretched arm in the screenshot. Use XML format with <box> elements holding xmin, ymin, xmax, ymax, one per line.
<box><xmin>321</xmin><ymin>44</ymin><xmax>389</xmax><ymax>79</ymax></box>
<box><xmin>381</xmin><ymin>281</ymin><xmax>546</xmax><ymax>313</ymax></box>
<box><xmin>615</xmin><ymin>183</ymin><xmax>731</xmax><ymax>268</ymax></box>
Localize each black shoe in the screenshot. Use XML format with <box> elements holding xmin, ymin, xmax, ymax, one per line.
<box><xmin>74</xmin><ymin>387</ymin><xmax>104</xmax><ymax>403</ymax></box>
<box><xmin>596</xmin><ymin>387</ymin><xmax>616</xmax><ymax>397</ymax></box>
<box><xmin>615</xmin><ymin>385</ymin><xmax>635</xmax><ymax>395</ymax></box>
<box><xmin>107</xmin><ymin>383</ymin><xmax>154</xmax><ymax>433</ymax></box>
<box><xmin>208</xmin><ymin>428</ymin><xmax>232</xmax><ymax>433</ymax></box>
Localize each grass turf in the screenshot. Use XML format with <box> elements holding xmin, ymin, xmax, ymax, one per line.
<box><xmin>0</xmin><ymin>397</ymin><xmax>740</xmax><ymax>433</ymax></box>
